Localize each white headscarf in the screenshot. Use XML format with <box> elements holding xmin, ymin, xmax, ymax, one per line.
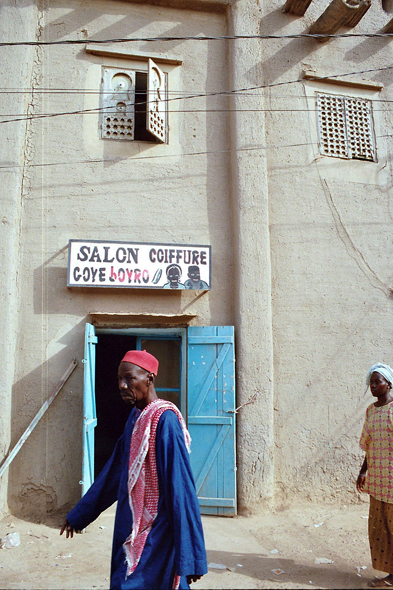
<box><xmin>366</xmin><ymin>363</ymin><xmax>393</xmax><ymax>388</ymax></box>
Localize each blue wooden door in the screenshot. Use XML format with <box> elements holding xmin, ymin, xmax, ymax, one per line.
<box><xmin>187</xmin><ymin>326</ymin><xmax>236</xmax><ymax>515</ymax></box>
<box><xmin>82</xmin><ymin>323</ymin><xmax>98</xmax><ymax>495</ymax></box>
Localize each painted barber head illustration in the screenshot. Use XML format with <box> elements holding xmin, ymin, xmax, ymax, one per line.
<box><xmin>184</xmin><ymin>266</ymin><xmax>209</xmax><ymax>290</ymax></box>
<box><xmin>163</xmin><ymin>264</ymin><xmax>185</xmax><ymax>289</ymax></box>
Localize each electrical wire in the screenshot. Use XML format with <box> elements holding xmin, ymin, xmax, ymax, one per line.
<box><xmin>0</xmin><ymin>144</ymin><xmax>320</xmax><ymax>170</ymax></box>
<box><xmin>0</xmin><ymin>64</ymin><xmax>392</xmax><ymax>125</ymax></box>
<box><xmin>2</xmin><ymin>105</ymin><xmax>393</xmax><ymax>119</ymax></box>
<box><xmin>0</xmin><ymin>134</ymin><xmax>390</xmax><ymax>170</ymax></box>
<box><xmin>0</xmin><ymin>64</ymin><xmax>392</xmax><ymax>99</ymax></box>
<box><xmin>2</xmin><ymin>32</ymin><xmax>393</xmax><ymax>46</ymax></box>
<box><xmin>0</xmin><ymin>51</ymin><xmax>389</xmax><ymax>169</ymax></box>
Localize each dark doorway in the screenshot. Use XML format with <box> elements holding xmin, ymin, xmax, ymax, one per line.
<box><xmin>93</xmin><ymin>332</ymin><xmax>182</xmax><ymax>478</ymax></box>
<box><xmin>94</xmin><ymin>334</ymin><xmax>136</xmax><ymax>477</ymax></box>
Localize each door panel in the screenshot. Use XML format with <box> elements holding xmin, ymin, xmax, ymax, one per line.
<box><xmin>82</xmin><ymin>323</ymin><xmax>98</xmax><ymax>496</ymax></box>
<box><xmin>187</xmin><ymin>326</ymin><xmax>236</xmax><ymax>515</ymax></box>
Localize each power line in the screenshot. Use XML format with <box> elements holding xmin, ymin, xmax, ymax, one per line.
<box><xmin>2</xmin><ymin>32</ymin><xmax>393</xmax><ymax>46</ymax></box>
<box><xmin>1</xmin><ymin>65</ymin><xmax>391</xmax><ymax>102</ymax></box>
<box><xmin>0</xmin><ymin>91</ymin><xmax>391</xmax><ymax>100</ymax></box>
<box><xmin>3</xmin><ymin>105</ymin><xmax>393</xmax><ymax>120</ymax></box>
<box><xmin>0</xmin><ymin>143</ymin><xmax>316</xmax><ymax>170</ymax></box>
<box><xmin>0</xmin><ymin>64</ymin><xmax>392</xmax><ymax>125</ymax></box>
<box><xmin>0</xmin><ymin>134</ymin><xmax>391</xmax><ymax>170</ymax></box>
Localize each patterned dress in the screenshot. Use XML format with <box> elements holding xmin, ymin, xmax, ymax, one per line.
<box><xmin>360</xmin><ymin>401</ymin><xmax>393</xmax><ymax>573</ymax></box>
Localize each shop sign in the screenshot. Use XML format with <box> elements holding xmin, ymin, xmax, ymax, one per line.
<box><xmin>67</xmin><ymin>240</ymin><xmax>211</xmax><ymax>290</ymax></box>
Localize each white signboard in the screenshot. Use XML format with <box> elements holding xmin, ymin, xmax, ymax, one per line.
<box><xmin>67</xmin><ymin>240</ymin><xmax>211</xmax><ymax>290</ymax></box>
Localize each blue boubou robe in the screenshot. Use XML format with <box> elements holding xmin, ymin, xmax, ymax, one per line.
<box><xmin>67</xmin><ymin>408</ymin><xmax>207</xmax><ymax>589</ymax></box>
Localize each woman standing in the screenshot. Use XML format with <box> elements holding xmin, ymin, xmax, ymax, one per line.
<box><xmin>357</xmin><ymin>363</ymin><xmax>393</xmax><ymax>588</ymax></box>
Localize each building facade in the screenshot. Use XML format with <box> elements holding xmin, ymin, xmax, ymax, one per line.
<box><xmin>0</xmin><ymin>0</ymin><xmax>392</xmax><ymax>519</ymax></box>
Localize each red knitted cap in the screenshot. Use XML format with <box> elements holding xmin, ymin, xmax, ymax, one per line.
<box><xmin>120</xmin><ymin>350</ymin><xmax>159</xmax><ymax>375</ymax></box>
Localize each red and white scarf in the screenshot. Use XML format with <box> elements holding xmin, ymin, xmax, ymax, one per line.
<box><xmin>123</xmin><ymin>399</ymin><xmax>191</xmax><ymax>587</ymax></box>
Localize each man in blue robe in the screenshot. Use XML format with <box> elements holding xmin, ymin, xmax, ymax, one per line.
<box><xmin>61</xmin><ymin>350</ymin><xmax>207</xmax><ymax>589</ymax></box>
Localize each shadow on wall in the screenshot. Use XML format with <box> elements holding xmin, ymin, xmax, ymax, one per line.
<box><xmin>343</xmin><ymin>35</ymin><xmax>393</xmax><ymax>88</ymax></box>
<box><xmin>6</xmin><ymin>318</ymin><xmax>87</xmax><ymax>523</ymax></box>
<box><xmin>32</xmin><ymin>250</ymin><xmax>196</xmax><ymax>317</ymax></box>
<box><xmin>32</xmin><ymin>244</ymin><xmax>68</xmax><ymax>316</ymax></box>
<box><xmin>257</xmin><ymin>5</ymin><xmax>392</xmax><ymax>88</ymax></box>
<box><xmin>257</xmin><ymin>7</ymin><xmax>318</xmax><ymax>86</ymax></box>
<box><xmin>343</xmin><ymin>33</ymin><xmax>392</xmax><ymax>67</ymax></box>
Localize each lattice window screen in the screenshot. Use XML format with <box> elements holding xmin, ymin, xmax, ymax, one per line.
<box><xmin>101</xmin><ymin>68</ymin><xmax>135</xmax><ymax>141</ymax></box>
<box><xmin>345</xmin><ymin>97</ymin><xmax>375</xmax><ymax>160</ymax></box>
<box><xmin>147</xmin><ymin>59</ymin><xmax>167</xmax><ymax>144</ymax></box>
<box><xmin>317</xmin><ymin>93</ymin><xmax>376</xmax><ymax>162</ymax></box>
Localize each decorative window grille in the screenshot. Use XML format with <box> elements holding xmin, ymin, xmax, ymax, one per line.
<box><xmin>316</xmin><ymin>93</ymin><xmax>376</xmax><ymax>162</ymax></box>
<box><xmin>146</xmin><ymin>59</ymin><xmax>167</xmax><ymax>143</ymax></box>
<box><xmin>101</xmin><ymin>68</ymin><xmax>135</xmax><ymax>141</ymax></box>
<box><xmin>100</xmin><ymin>58</ymin><xmax>168</xmax><ymax>144</ymax></box>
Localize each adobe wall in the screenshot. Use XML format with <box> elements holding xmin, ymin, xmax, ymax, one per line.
<box><xmin>5</xmin><ymin>0</ymin><xmax>234</xmax><ymax>518</ymax></box>
<box><xmin>228</xmin><ymin>0</ymin><xmax>275</xmax><ymax>513</ymax></box>
<box><xmin>262</xmin><ymin>0</ymin><xmax>393</xmax><ymax>504</ymax></box>
<box><xmin>0</xmin><ymin>1</ymin><xmax>40</xmax><ymax>518</ymax></box>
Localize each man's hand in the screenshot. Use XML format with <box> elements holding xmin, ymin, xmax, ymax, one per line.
<box><xmin>187</xmin><ymin>575</ymin><xmax>203</xmax><ymax>584</ymax></box>
<box><xmin>60</xmin><ymin>519</ymin><xmax>81</xmax><ymax>538</ymax></box>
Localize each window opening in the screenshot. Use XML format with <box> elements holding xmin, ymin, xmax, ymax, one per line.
<box><xmin>135</xmin><ymin>72</ymin><xmax>151</xmax><ymax>142</ymax></box>
<box><xmin>100</xmin><ymin>59</ymin><xmax>168</xmax><ymax>144</ymax></box>
<box><xmin>316</xmin><ymin>92</ymin><xmax>376</xmax><ymax>162</ymax></box>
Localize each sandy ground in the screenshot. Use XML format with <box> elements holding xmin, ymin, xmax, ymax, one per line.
<box><xmin>0</xmin><ymin>500</ymin><xmax>383</xmax><ymax>589</ymax></box>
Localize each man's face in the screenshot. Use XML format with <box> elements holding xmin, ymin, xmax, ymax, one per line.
<box><xmin>118</xmin><ymin>362</ymin><xmax>150</xmax><ymax>409</ymax></box>
<box><xmin>188</xmin><ymin>267</ymin><xmax>200</xmax><ymax>283</ymax></box>
<box><xmin>168</xmin><ymin>267</ymin><xmax>180</xmax><ymax>284</ymax></box>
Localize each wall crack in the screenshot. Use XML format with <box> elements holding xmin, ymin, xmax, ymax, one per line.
<box><xmin>322</xmin><ymin>178</ymin><xmax>391</xmax><ymax>298</ymax></box>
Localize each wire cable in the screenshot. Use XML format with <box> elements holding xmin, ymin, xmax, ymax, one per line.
<box><xmin>0</xmin><ymin>64</ymin><xmax>392</xmax><ymax>125</ymax></box>
<box><xmin>2</xmin><ymin>32</ymin><xmax>393</xmax><ymax>46</ymax></box>
<box><xmin>3</xmin><ymin>104</ymin><xmax>393</xmax><ymax>119</ymax></box>
<box><xmin>0</xmin><ymin>134</ymin><xmax>391</xmax><ymax>170</ymax></box>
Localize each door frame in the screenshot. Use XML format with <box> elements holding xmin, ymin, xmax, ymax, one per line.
<box><xmin>82</xmin><ymin>324</ymin><xmax>237</xmax><ymax>514</ymax></box>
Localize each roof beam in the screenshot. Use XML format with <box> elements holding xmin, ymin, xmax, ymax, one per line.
<box><xmin>283</xmin><ymin>0</ymin><xmax>313</xmax><ymax>16</ymax></box>
<box><xmin>309</xmin><ymin>0</ymin><xmax>371</xmax><ymax>42</ymax></box>
<box><xmin>383</xmin><ymin>16</ymin><xmax>393</xmax><ymax>32</ymax></box>
<box><xmin>382</xmin><ymin>0</ymin><xmax>393</xmax><ymax>13</ymax></box>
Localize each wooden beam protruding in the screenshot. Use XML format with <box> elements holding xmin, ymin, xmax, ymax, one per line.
<box><xmin>383</xmin><ymin>0</ymin><xmax>393</xmax><ymax>14</ymax></box>
<box><xmin>383</xmin><ymin>16</ymin><xmax>393</xmax><ymax>33</ymax></box>
<box><xmin>283</xmin><ymin>0</ymin><xmax>313</xmax><ymax>16</ymax></box>
<box><xmin>309</xmin><ymin>0</ymin><xmax>371</xmax><ymax>42</ymax></box>
<box><xmin>345</xmin><ymin>0</ymin><xmax>371</xmax><ymax>27</ymax></box>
